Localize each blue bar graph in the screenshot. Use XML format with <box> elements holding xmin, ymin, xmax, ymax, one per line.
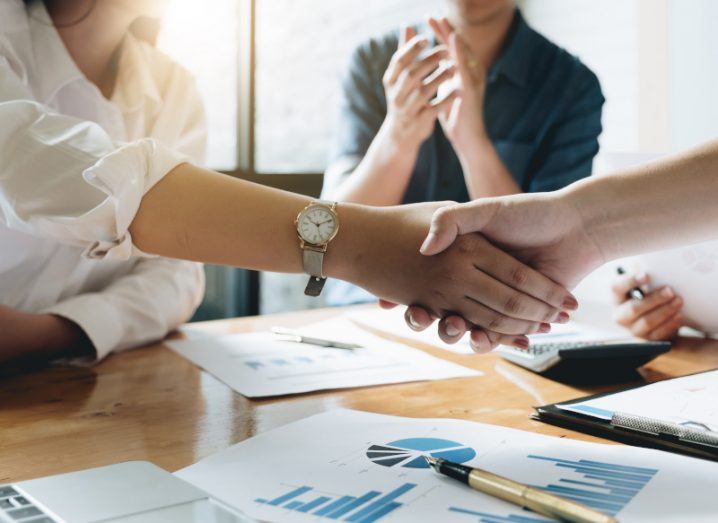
<box><xmin>255</xmin><ymin>482</ymin><xmax>416</xmax><ymax>522</ymax></box>
<box><xmin>527</xmin><ymin>455</ymin><xmax>657</xmax><ymax>516</ymax></box>
<box><xmin>448</xmin><ymin>454</ymin><xmax>658</xmax><ymax>522</ymax></box>
<box><xmin>298</xmin><ymin>496</ymin><xmax>331</xmax><ymax>512</ymax></box>
<box><xmin>314</xmin><ymin>496</ymin><xmax>355</xmax><ymax>516</ymax></box>
<box><xmin>243</xmin><ymin>352</ymin><xmax>351</xmax><ymax>371</ymax></box>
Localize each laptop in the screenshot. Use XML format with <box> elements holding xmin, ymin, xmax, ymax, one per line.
<box><xmin>0</xmin><ymin>461</ymin><xmax>255</xmax><ymax>523</ymax></box>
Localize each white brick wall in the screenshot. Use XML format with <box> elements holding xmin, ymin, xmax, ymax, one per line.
<box><xmin>255</xmin><ymin>0</ymin><xmax>440</xmax><ymax>173</ymax></box>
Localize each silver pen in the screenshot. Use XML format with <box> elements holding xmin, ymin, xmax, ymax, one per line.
<box><xmin>271</xmin><ymin>327</ymin><xmax>363</xmax><ymax>350</ymax></box>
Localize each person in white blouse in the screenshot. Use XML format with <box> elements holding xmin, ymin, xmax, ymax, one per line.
<box><xmin>0</xmin><ymin>0</ymin><xmax>579</xmax><ymax>366</ymax></box>
<box><xmin>0</xmin><ymin>0</ymin><xmax>206</xmax><ymax>364</ymax></box>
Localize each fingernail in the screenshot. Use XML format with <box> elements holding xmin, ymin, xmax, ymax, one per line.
<box><xmin>538</xmin><ymin>323</ymin><xmax>551</xmax><ymax>333</ymax></box>
<box><xmin>562</xmin><ymin>296</ymin><xmax>578</xmax><ymax>310</ymax></box>
<box><xmin>405</xmin><ymin>312</ymin><xmax>421</xmax><ymax>330</ymax></box>
<box><xmin>419</xmin><ymin>233</ymin><xmax>435</xmax><ymax>254</ymax></box>
<box><xmin>557</xmin><ymin>311</ymin><xmax>570</xmax><ymax>324</ymax></box>
<box><xmin>661</xmin><ymin>287</ymin><xmax>674</xmax><ymax>299</ymax></box>
<box><xmin>636</xmin><ymin>272</ymin><xmax>649</xmax><ymax>284</ymax></box>
<box><xmin>445</xmin><ymin>324</ymin><xmax>461</xmax><ymax>337</ymax></box>
<box><xmin>514</xmin><ymin>337</ymin><xmax>529</xmax><ymax>350</ymax></box>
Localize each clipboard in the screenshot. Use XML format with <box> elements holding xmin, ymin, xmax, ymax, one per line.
<box><xmin>533</xmin><ymin>371</ymin><xmax>718</xmax><ymax>462</ymax></box>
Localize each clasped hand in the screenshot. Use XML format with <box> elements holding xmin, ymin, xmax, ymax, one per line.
<box><xmin>374</xmin><ymin>194</ymin><xmax>606</xmax><ymax>353</ymax></box>
<box><xmin>350</xmin><ymin>203</ymin><xmax>578</xmax><ymax>350</ymax></box>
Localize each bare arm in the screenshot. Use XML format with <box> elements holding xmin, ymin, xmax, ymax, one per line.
<box><xmin>129</xmin><ymin>162</ymin><xmax>576</xmax><ymax>338</ymax></box>
<box><xmin>328</xmin><ymin>123</ymin><xmax>424</xmax><ymax>205</ymax></box>
<box><xmin>458</xmin><ymin>138</ymin><xmax>521</xmax><ymax>198</ymax></box>
<box><xmin>573</xmin><ymin>140</ymin><xmax>718</xmax><ymax>260</ymax></box>
<box><xmin>430</xmin><ymin>19</ymin><xmax>521</xmax><ymax>200</ymax></box>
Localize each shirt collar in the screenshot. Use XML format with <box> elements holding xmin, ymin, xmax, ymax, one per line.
<box><xmin>26</xmin><ymin>2</ymin><xmax>161</xmax><ymax>113</ymax></box>
<box><xmin>487</xmin><ymin>9</ymin><xmax>534</xmax><ymax>88</ymax></box>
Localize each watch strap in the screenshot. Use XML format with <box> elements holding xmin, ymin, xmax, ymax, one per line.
<box><xmin>304</xmin><ymin>275</ymin><xmax>327</xmax><ymax>297</ymax></box>
<box><xmin>302</xmin><ymin>249</ymin><xmax>325</xmax><ymax>278</ymax></box>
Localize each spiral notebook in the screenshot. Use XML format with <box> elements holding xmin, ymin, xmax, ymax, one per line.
<box><xmin>534</xmin><ymin>369</ymin><xmax>718</xmax><ymax>461</ymax></box>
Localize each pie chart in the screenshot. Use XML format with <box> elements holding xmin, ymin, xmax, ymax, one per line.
<box><xmin>366</xmin><ymin>437</ymin><xmax>476</xmax><ymax>469</ymax></box>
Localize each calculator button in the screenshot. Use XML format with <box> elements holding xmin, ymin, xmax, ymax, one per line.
<box><xmin>7</xmin><ymin>506</ymin><xmax>42</xmax><ymax>520</ymax></box>
<box><xmin>0</xmin><ymin>487</ymin><xmax>17</xmax><ymax>498</ymax></box>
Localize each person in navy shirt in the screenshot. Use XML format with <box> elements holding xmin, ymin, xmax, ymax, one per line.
<box><xmin>321</xmin><ymin>0</ymin><xmax>604</xmax><ymax>305</ymax></box>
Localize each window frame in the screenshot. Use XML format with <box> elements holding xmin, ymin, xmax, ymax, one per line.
<box><xmin>231</xmin><ymin>0</ymin><xmax>324</xmax><ymax>197</ymax></box>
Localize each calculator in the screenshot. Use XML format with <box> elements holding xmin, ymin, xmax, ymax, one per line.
<box><xmin>495</xmin><ymin>337</ymin><xmax>672</xmax><ymax>383</ymax></box>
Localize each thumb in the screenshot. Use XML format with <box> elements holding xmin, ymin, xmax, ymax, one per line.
<box><xmin>420</xmin><ymin>201</ymin><xmax>498</xmax><ymax>256</ymax></box>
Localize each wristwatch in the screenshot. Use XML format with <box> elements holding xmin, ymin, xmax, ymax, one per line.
<box><xmin>295</xmin><ymin>200</ymin><xmax>340</xmax><ymax>297</ymax></box>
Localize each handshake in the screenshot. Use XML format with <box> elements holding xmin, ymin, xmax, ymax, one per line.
<box><xmin>343</xmin><ymin>189</ymin><xmax>602</xmax><ymax>354</ymax></box>
<box><xmin>345</xmin><ymin>136</ymin><xmax>718</xmax><ymax>354</ymax></box>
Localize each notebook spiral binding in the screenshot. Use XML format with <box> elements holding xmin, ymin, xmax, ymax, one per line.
<box><xmin>612</xmin><ymin>412</ymin><xmax>718</xmax><ymax>448</ymax></box>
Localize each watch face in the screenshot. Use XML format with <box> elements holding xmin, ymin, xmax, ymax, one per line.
<box><xmin>297</xmin><ymin>205</ymin><xmax>339</xmax><ymax>245</ymax></box>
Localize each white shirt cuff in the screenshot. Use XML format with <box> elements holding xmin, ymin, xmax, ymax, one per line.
<box><xmin>80</xmin><ymin>140</ymin><xmax>189</xmax><ymax>260</ymax></box>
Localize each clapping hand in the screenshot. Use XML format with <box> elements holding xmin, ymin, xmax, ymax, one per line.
<box><xmin>381</xmin><ymin>26</ymin><xmax>458</xmax><ymax>149</ymax></box>
<box><xmin>427</xmin><ymin>17</ymin><xmax>488</xmax><ymax>152</ymax></box>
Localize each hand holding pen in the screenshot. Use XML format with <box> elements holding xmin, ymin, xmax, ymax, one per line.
<box><xmin>613</xmin><ymin>268</ymin><xmax>684</xmax><ymax>341</ymax></box>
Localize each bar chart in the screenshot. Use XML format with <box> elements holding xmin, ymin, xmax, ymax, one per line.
<box><xmin>447</xmin><ymin>454</ymin><xmax>658</xmax><ymax>521</ymax></box>
<box><xmin>244</xmin><ymin>353</ymin><xmax>334</xmax><ymax>370</ymax></box>
<box><xmin>254</xmin><ymin>482</ymin><xmax>417</xmax><ymax>523</ymax></box>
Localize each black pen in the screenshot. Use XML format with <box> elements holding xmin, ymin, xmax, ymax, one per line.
<box><xmin>425</xmin><ymin>456</ymin><xmax>616</xmax><ymax>523</ymax></box>
<box><xmin>616</xmin><ymin>266</ymin><xmax>645</xmax><ymax>301</ymax></box>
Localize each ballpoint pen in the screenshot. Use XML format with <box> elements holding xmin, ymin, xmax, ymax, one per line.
<box><xmin>271</xmin><ymin>327</ymin><xmax>363</xmax><ymax>350</ymax></box>
<box><xmin>616</xmin><ymin>267</ymin><xmax>645</xmax><ymax>301</ymax></box>
<box><xmin>425</xmin><ymin>456</ymin><xmax>617</xmax><ymax>523</ymax></box>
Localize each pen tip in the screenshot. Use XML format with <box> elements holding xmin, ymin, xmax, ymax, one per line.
<box><xmin>423</xmin><ymin>455</ymin><xmax>440</xmax><ymax>470</ymax></box>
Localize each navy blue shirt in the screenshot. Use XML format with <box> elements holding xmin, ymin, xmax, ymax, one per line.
<box><xmin>322</xmin><ymin>9</ymin><xmax>604</xmax><ymax>305</ymax></box>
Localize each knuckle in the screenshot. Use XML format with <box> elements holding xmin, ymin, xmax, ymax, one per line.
<box><xmin>509</xmin><ymin>265</ymin><xmax>529</xmax><ymax>287</ymax></box>
<box><xmin>504</xmin><ymin>293</ymin><xmax>524</xmax><ymax>315</ymax></box>
<box><xmin>454</xmin><ymin>235</ymin><xmax>475</xmax><ymax>256</ymax></box>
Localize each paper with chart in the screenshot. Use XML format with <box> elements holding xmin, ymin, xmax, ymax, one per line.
<box><xmin>558</xmin><ymin>370</ymin><xmax>718</xmax><ymax>431</ymax></box>
<box><xmin>177</xmin><ymin>409</ymin><xmax>718</xmax><ymax>522</ymax></box>
<box><xmin>167</xmin><ymin>318</ymin><xmax>479</xmax><ymax>397</ymax></box>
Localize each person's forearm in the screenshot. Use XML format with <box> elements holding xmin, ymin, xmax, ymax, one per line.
<box><xmin>566</xmin><ymin>139</ymin><xmax>718</xmax><ymax>260</ymax></box>
<box><xmin>458</xmin><ymin>137</ymin><xmax>521</xmax><ymax>199</ymax></box>
<box><xmin>129</xmin><ymin>163</ymin><xmax>387</xmax><ymax>285</ymax></box>
<box><xmin>328</xmin><ymin>123</ymin><xmax>420</xmax><ymax>206</ymax></box>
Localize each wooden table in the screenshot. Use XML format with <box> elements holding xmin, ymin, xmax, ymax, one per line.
<box><xmin>2</xmin><ymin>305</ymin><xmax>718</xmax><ymax>483</ymax></box>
